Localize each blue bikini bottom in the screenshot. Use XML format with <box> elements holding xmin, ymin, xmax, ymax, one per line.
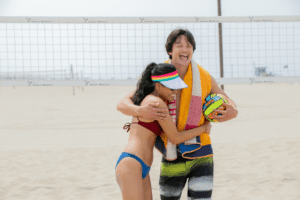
<box><xmin>116</xmin><ymin>152</ymin><xmax>151</xmax><ymax>179</ymax></box>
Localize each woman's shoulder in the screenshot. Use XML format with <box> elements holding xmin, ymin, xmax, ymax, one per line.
<box><xmin>140</xmin><ymin>94</ymin><xmax>168</xmax><ymax>109</ymax></box>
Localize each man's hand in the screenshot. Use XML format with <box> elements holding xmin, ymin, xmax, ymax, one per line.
<box><xmin>138</xmin><ymin>102</ymin><xmax>169</xmax><ymax>121</ymax></box>
<box><xmin>212</xmin><ymin>103</ymin><xmax>238</xmax><ymax>122</ymax></box>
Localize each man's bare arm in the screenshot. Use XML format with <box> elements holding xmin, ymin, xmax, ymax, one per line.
<box><xmin>210</xmin><ymin>76</ymin><xmax>238</xmax><ymax>122</ymax></box>
<box><xmin>210</xmin><ymin>77</ymin><xmax>237</xmax><ymax>108</ymax></box>
<box><xmin>116</xmin><ymin>90</ymin><xmax>168</xmax><ymax>120</ymax></box>
<box><xmin>116</xmin><ymin>90</ymin><xmax>140</xmax><ymax>116</ymax></box>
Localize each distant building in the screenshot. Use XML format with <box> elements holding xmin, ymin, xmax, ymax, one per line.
<box><xmin>254</xmin><ymin>67</ymin><xmax>277</xmax><ymax>77</ymax></box>
<box><xmin>255</xmin><ymin>67</ymin><xmax>267</xmax><ymax>77</ymax></box>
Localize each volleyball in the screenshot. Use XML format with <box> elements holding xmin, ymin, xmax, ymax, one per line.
<box><xmin>203</xmin><ymin>94</ymin><xmax>228</xmax><ymax>122</ymax></box>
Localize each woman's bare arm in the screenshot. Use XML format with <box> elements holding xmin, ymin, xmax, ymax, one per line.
<box><xmin>141</xmin><ymin>96</ymin><xmax>210</xmax><ymax>145</ymax></box>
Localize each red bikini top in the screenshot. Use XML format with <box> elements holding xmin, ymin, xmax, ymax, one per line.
<box><xmin>123</xmin><ymin>117</ymin><xmax>163</xmax><ymax>136</ymax></box>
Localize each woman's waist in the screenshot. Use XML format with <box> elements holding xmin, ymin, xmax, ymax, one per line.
<box><xmin>123</xmin><ymin>143</ymin><xmax>154</xmax><ymax>166</ymax></box>
<box><xmin>128</xmin><ymin>128</ymin><xmax>157</xmax><ymax>143</ymax></box>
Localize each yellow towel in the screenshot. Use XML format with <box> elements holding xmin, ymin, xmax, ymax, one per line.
<box><xmin>155</xmin><ymin>59</ymin><xmax>213</xmax><ymax>160</ymax></box>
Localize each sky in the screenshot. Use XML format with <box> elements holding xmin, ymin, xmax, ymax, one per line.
<box><xmin>0</xmin><ymin>0</ymin><xmax>300</xmax><ymax>17</ymax></box>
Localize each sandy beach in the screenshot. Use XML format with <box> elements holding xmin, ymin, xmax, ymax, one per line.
<box><xmin>0</xmin><ymin>83</ymin><xmax>299</xmax><ymax>200</ymax></box>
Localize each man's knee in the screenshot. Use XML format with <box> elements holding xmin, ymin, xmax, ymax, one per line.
<box><xmin>188</xmin><ymin>176</ymin><xmax>213</xmax><ymax>199</ymax></box>
<box><xmin>159</xmin><ymin>175</ymin><xmax>186</xmax><ymax>199</ymax></box>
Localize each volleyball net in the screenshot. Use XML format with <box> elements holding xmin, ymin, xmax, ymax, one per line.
<box><xmin>0</xmin><ymin>16</ymin><xmax>299</xmax><ymax>86</ymax></box>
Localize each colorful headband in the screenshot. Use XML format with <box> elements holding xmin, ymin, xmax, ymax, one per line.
<box><xmin>151</xmin><ymin>71</ymin><xmax>179</xmax><ymax>82</ymax></box>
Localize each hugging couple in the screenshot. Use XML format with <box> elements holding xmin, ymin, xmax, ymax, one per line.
<box><xmin>115</xmin><ymin>28</ymin><xmax>238</xmax><ymax>200</ymax></box>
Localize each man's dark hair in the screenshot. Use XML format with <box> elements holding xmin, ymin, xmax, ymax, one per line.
<box><xmin>165</xmin><ymin>28</ymin><xmax>196</xmax><ymax>59</ymax></box>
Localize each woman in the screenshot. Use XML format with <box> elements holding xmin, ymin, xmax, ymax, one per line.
<box><xmin>115</xmin><ymin>62</ymin><xmax>211</xmax><ymax>200</ymax></box>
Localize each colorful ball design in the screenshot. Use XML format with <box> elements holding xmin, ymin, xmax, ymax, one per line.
<box><xmin>202</xmin><ymin>94</ymin><xmax>228</xmax><ymax>122</ymax></box>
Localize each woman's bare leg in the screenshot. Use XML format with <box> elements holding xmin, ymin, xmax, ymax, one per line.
<box><xmin>143</xmin><ymin>174</ymin><xmax>153</xmax><ymax>200</ymax></box>
<box><xmin>116</xmin><ymin>157</ymin><xmax>144</xmax><ymax>200</ymax></box>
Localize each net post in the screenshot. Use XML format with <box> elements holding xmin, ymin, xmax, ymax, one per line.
<box><xmin>81</xmin><ymin>70</ymin><xmax>84</xmax><ymax>91</ymax></box>
<box><xmin>71</xmin><ymin>65</ymin><xmax>75</xmax><ymax>95</ymax></box>
<box><xmin>218</xmin><ymin>0</ymin><xmax>225</xmax><ymax>91</ymax></box>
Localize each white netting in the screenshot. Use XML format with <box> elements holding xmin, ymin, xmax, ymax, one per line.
<box><xmin>0</xmin><ymin>16</ymin><xmax>299</xmax><ymax>85</ymax></box>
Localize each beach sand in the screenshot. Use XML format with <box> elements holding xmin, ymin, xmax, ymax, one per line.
<box><xmin>0</xmin><ymin>83</ymin><xmax>299</xmax><ymax>200</ymax></box>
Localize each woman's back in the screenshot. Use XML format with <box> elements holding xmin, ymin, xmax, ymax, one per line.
<box><xmin>123</xmin><ymin>94</ymin><xmax>164</xmax><ymax>167</ymax></box>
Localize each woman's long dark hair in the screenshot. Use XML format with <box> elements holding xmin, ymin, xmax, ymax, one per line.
<box><xmin>133</xmin><ymin>62</ymin><xmax>176</xmax><ymax>105</ymax></box>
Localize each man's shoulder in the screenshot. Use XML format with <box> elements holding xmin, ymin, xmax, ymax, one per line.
<box><xmin>196</xmin><ymin>64</ymin><xmax>212</xmax><ymax>91</ymax></box>
<box><xmin>197</xmin><ymin>64</ymin><xmax>211</xmax><ymax>76</ymax></box>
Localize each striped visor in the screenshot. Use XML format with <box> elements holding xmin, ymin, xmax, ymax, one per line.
<box><xmin>151</xmin><ymin>71</ymin><xmax>188</xmax><ymax>90</ymax></box>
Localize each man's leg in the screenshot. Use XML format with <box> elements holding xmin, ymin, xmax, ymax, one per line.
<box><xmin>159</xmin><ymin>157</ymin><xmax>188</xmax><ymax>200</ymax></box>
<box><xmin>186</xmin><ymin>157</ymin><xmax>214</xmax><ymax>200</ymax></box>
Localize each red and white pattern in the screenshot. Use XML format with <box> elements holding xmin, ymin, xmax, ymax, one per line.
<box><xmin>166</xmin><ymin>96</ymin><xmax>177</xmax><ymax>160</ymax></box>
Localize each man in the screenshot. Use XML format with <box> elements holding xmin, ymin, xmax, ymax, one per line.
<box><xmin>117</xmin><ymin>29</ymin><xmax>238</xmax><ymax>200</ymax></box>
